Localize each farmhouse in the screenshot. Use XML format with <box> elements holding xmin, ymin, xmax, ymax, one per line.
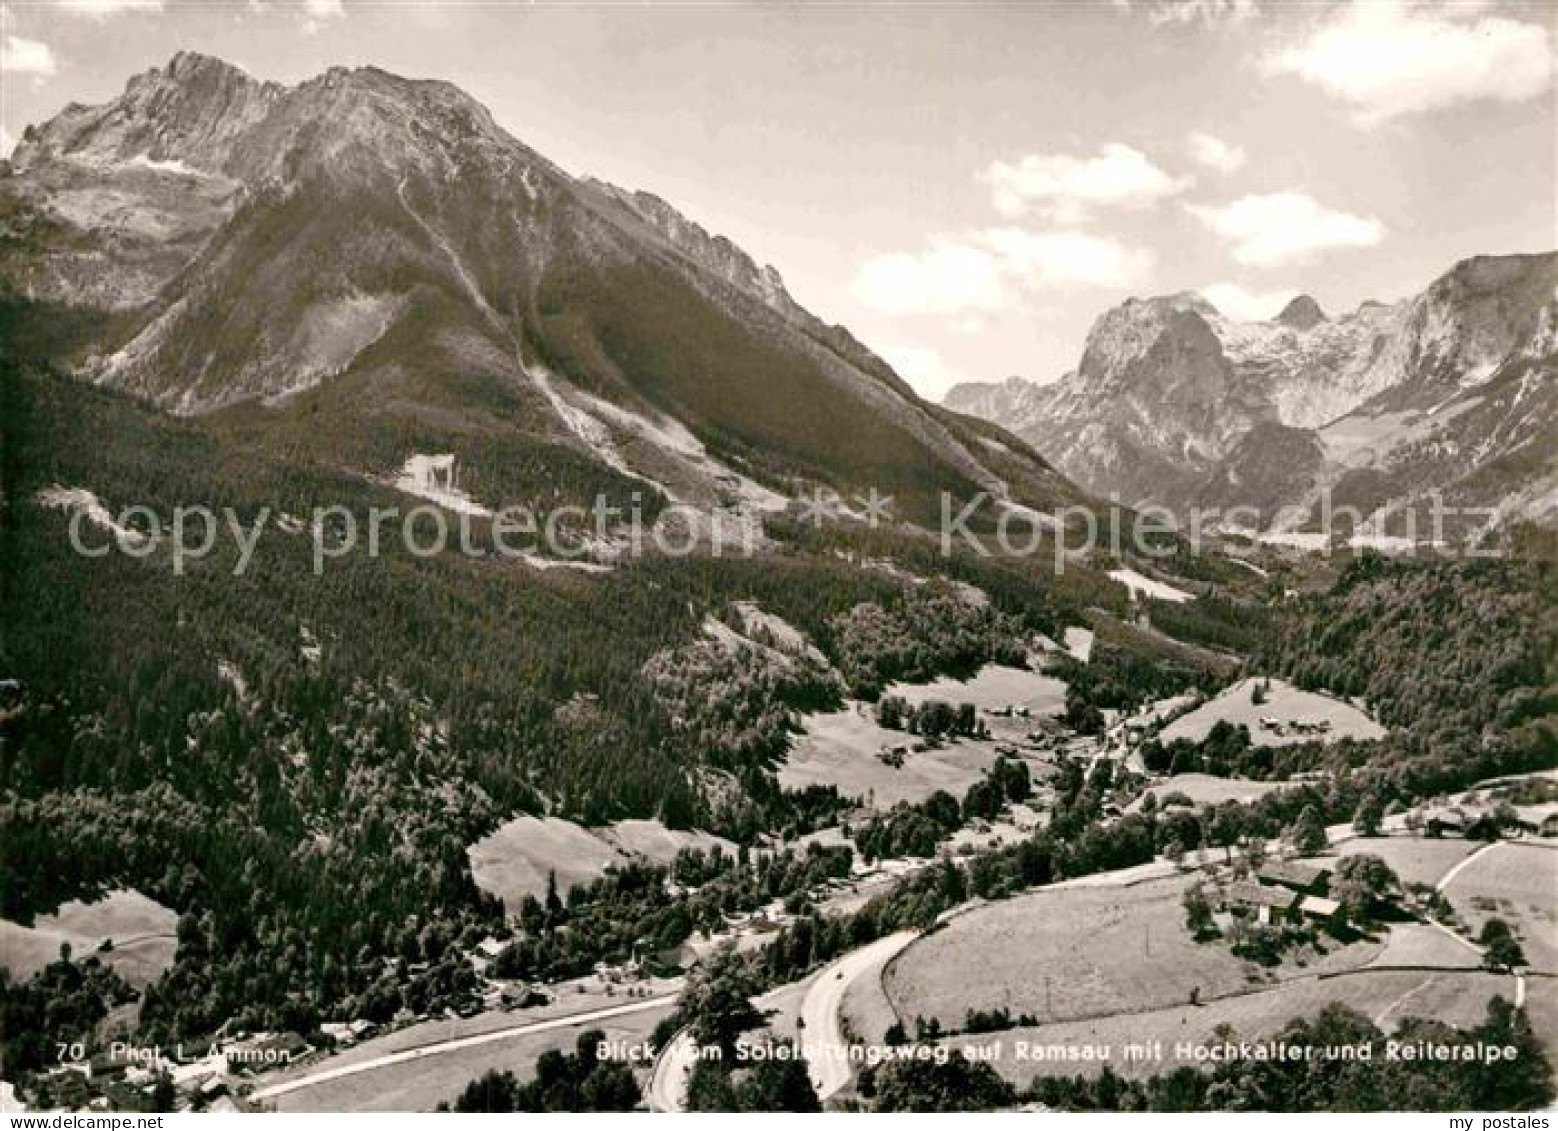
<box><xmin>1298</xmin><ymin>895</ymin><xmax>1343</xmax><ymax>927</ymax></box>
<box><xmin>1223</xmin><ymin>882</ymin><xmax>1299</xmax><ymax>925</ymax></box>
<box><xmin>1256</xmin><ymin>860</ymin><xmax>1331</xmax><ymax>894</ymax></box>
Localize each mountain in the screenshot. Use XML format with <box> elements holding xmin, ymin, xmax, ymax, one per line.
<box><xmin>944</xmin><ymin>253</ymin><xmax>1558</xmax><ymax>539</ymax></box>
<box><xmin>2</xmin><ymin>52</ymin><xmax>1083</xmax><ymax>545</ymax></box>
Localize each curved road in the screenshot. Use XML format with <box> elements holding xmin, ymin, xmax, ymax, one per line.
<box><xmin>647</xmin><ymin>1029</ymin><xmax>697</xmax><ymax>1113</ymax></box>
<box><xmin>799</xmin><ymin>930</ymin><xmax>919</xmax><ymax>1100</ymax></box>
<box><xmin>249</xmin><ymin>994</ymin><xmax>677</xmax><ymax>1103</ymax></box>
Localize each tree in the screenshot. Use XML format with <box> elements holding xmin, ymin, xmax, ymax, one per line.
<box><xmin>150</xmin><ymin>1071</ymin><xmax>177</xmax><ymax>1113</ymax></box>
<box><xmin>1332</xmin><ymin>853</ymin><xmax>1399</xmax><ymax>924</ymax></box>
<box><xmin>1352</xmin><ymin>792</ymin><xmax>1385</xmax><ymax>837</ymax></box>
<box><xmin>679</xmin><ymin>945</ymin><xmax>764</xmax><ymax>1059</ymax></box>
<box><xmin>870</xmin><ymin>1051</ymin><xmax>1014</xmax><ymax>1112</ymax></box>
<box><xmin>1287</xmin><ymin>804</ymin><xmax>1328</xmax><ymax>855</ymax></box>
<box><xmin>1480</xmin><ymin>919</ymin><xmax>1527</xmax><ymax>972</ymax></box>
<box><xmin>1210</xmin><ymin>805</ymin><xmax>1245</xmax><ymax>863</ymax></box>
<box><xmin>1183</xmin><ymin>883</ymin><xmax>1215</xmax><ymax>939</ymax></box>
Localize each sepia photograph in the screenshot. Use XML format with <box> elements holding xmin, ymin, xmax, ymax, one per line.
<box><xmin>0</xmin><ymin>0</ymin><xmax>1554</xmax><ymax>1117</ymax></box>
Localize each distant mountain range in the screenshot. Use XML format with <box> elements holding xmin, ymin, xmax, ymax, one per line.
<box><xmin>1</xmin><ymin>51</ymin><xmax>1083</xmax><ymax>544</ymax></box>
<box><xmin>945</xmin><ymin>253</ymin><xmax>1558</xmax><ymax>540</ymax></box>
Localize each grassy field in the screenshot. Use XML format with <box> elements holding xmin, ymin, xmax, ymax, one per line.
<box><xmin>885</xmin><ymin>663</ymin><xmax>1067</xmax><ymax>734</ymax></box>
<box><xmin>0</xmin><ymin>888</ymin><xmax>176</xmax><ymax>988</ymax></box>
<box><xmin>1133</xmin><ymin>773</ymin><xmax>1283</xmax><ymax>812</ymax></box>
<box><xmin>596</xmin><ymin>820</ymin><xmax>735</xmax><ymax>865</ymax></box>
<box><xmin>1302</xmin><ymin>836</ymin><xmax>1480</xmax><ymax>890</ymax></box>
<box><xmin>946</xmin><ymin>969</ymin><xmax>1515</xmax><ymax>1084</ymax></box>
<box><xmin>780</xmin><ymin>703</ymin><xmax>1017</xmax><ymax>809</ymax></box>
<box><xmin>467</xmin><ymin>816</ymin><xmax>732</xmax><ymax>908</ymax></box>
<box><xmin>1441</xmin><ymin>843</ymin><xmax>1557</xmax><ymax>973</ymax></box>
<box><xmin>268</xmin><ymin>999</ymin><xmax>676</xmax><ymax>1111</ymax></box>
<box><xmin>1159</xmin><ymin>677</ymin><xmax>1386</xmax><ymax>748</ymax></box>
<box><xmin>1367</xmin><ymin>923</ymin><xmax>1480</xmax><ymax>968</ymax></box>
<box><xmin>883</xmin><ymin>875</ymin><xmax>1380</xmax><ymax>1031</ymax></box>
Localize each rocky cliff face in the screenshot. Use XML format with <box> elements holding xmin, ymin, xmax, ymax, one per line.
<box><xmin>2</xmin><ymin>52</ymin><xmax>1084</xmax><ymax>535</ymax></box>
<box><xmin>943</xmin><ymin>253</ymin><xmax>1558</xmax><ymax>536</ymax></box>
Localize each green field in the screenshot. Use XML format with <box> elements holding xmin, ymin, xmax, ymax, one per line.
<box><xmin>883</xmin><ymin>875</ymin><xmax>1379</xmax><ymax>1031</ymax></box>
<box><xmin>947</xmin><ymin>969</ymin><xmax>1515</xmax><ymax>1084</ymax></box>
<box><xmin>269</xmin><ymin>1000</ymin><xmax>675</xmax><ymax>1111</ymax></box>
<box><xmin>467</xmin><ymin>816</ymin><xmax>733</xmax><ymax>908</ymax></box>
<box><xmin>0</xmin><ymin>888</ymin><xmax>176</xmax><ymax>989</ymax></box>
<box><xmin>780</xmin><ymin>703</ymin><xmax>1016</xmax><ymax>809</ymax></box>
<box><xmin>1133</xmin><ymin>773</ymin><xmax>1283</xmax><ymax>812</ymax></box>
<box><xmin>1303</xmin><ymin>836</ymin><xmax>1480</xmax><ymax>890</ymax></box>
<box><xmin>1160</xmin><ymin>677</ymin><xmax>1386</xmax><ymax>748</ymax></box>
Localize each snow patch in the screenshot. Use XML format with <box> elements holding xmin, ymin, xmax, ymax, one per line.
<box><xmin>392</xmin><ymin>454</ymin><xmax>491</xmax><ymax>516</ymax></box>
<box><xmin>1108</xmin><ymin>567</ymin><xmax>1194</xmax><ymax>604</ymax></box>
<box><xmin>1063</xmin><ymin>626</ymin><xmax>1094</xmax><ymax>664</ymax></box>
<box><xmin>126</xmin><ymin>154</ymin><xmax>203</xmax><ymax>177</ymax></box>
<box><xmin>34</xmin><ymin>485</ymin><xmax>149</xmax><ymax>547</ymax></box>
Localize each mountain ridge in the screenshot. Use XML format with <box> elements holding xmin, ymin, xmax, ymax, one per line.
<box><xmin>945</xmin><ymin>251</ymin><xmax>1558</xmax><ymax>537</ymax></box>
<box><xmin>3</xmin><ymin>51</ymin><xmax>1086</xmax><ymax>540</ymax></box>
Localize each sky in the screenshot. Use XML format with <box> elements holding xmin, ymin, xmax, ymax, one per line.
<box><xmin>1</xmin><ymin>0</ymin><xmax>1554</xmax><ymax>399</ymax></box>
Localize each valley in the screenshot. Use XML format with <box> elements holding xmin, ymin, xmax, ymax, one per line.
<box><xmin>0</xmin><ymin>37</ymin><xmax>1552</xmax><ymax>1117</ymax></box>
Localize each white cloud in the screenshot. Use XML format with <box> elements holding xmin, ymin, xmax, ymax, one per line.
<box><xmin>986</xmin><ymin>143</ymin><xmax>1190</xmax><ymax>221</ymax></box>
<box><xmin>1187</xmin><ymin>131</ymin><xmax>1245</xmax><ymax>173</ymax></box>
<box><xmin>983</xmin><ymin>228</ymin><xmax>1156</xmax><ymax>289</ymax></box>
<box><xmin>874</xmin><ymin>341</ymin><xmax>969</xmax><ymax>400</ymax></box>
<box><xmin>1199</xmin><ymin>282</ymin><xmax>1298</xmax><ymax>322</ymax></box>
<box><xmin>1268</xmin><ymin>1</ymin><xmax>1553</xmax><ymax>123</ymax></box>
<box><xmin>2</xmin><ymin>32</ymin><xmax>57</xmax><ymax>75</ymax></box>
<box><xmin>1143</xmin><ymin>0</ymin><xmax>1259</xmax><ymax>27</ymax></box>
<box><xmin>55</xmin><ymin>0</ymin><xmax>163</xmax><ymax>15</ymax></box>
<box><xmin>1187</xmin><ymin>191</ymin><xmax>1384</xmax><ymax>266</ymax></box>
<box><xmin>853</xmin><ymin>228</ymin><xmax>1153</xmax><ymax>316</ymax></box>
<box><xmin>0</xmin><ymin>123</ymin><xmax>14</xmax><ymax>159</ymax></box>
<box><xmin>300</xmin><ymin>0</ymin><xmax>344</xmax><ymax>33</ymax></box>
<box><xmin>852</xmin><ymin>239</ymin><xmax>1007</xmax><ymax>316</ymax></box>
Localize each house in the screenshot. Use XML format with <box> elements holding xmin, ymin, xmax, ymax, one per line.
<box><xmin>1223</xmin><ymin>882</ymin><xmax>1299</xmax><ymax>925</ymax></box>
<box><xmin>1426</xmin><ymin>811</ymin><xmax>1467</xmax><ymax>837</ymax></box>
<box><xmin>1298</xmin><ymin>895</ymin><xmax>1343</xmax><ymax>926</ymax></box>
<box><xmin>1256</xmin><ymin>860</ymin><xmax>1331</xmax><ymax>894</ymax></box>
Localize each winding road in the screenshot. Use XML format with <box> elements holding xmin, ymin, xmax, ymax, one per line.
<box><xmin>798</xmin><ymin>930</ymin><xmax>920</xmax><ymax>1100</ymax></box>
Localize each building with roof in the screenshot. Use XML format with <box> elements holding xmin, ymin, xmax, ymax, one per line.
<box><xmin>1223</xmin><ymin>881</ymin><xmax>1299</xmax><ymax>925</ymax></box>
<box><xmin>1256</xmin><ymin>860</ymin><xmax>1331</xmax><ymax>894</ymax></box>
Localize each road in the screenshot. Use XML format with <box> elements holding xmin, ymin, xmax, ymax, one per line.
<box><xmin>248</xmin><ymin>994</ymin><xmax>677</xmax><ymax>1102</ymax></box>
<box><xmin>647</xmin><ymin>1029</ymin><xmax>697</xmax><ymax>1113</ymax></box>
<box><xmin>798</xmin><ymin>930</ymin><xmax>919</xmax><ymax>1100</ymax></box>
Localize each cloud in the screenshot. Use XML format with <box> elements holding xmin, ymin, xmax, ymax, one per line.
<box><xmin>300</xmin><ymin>0</ymin><xmax>344</xmax><ymax>32</ymax></box>
<box><xmin>2</xmin><ymin>32</ymin><xmax>57</xmax><ymax>75</ymax></box>
<box><xmin>1187</xmin><ymin>191</ymin><xmax>1384</xmax><ymax>266</ymax></box>
<box><xmin>852</xmin><ymin>239</ymin><xmax>1007</xmax><ymax>316</ymax></box>
<box><xmin>985</xmin><ymin>143</ymin><xmax>1190</xmax><ymax>221</ymax></box>
<box><xmin>1133</xmin><ymin>0</ymin><xmax>1259</xmax><ymax>26</ymax></box>
<box><xmin>0</xmin><ymin>123</ymin><xmax>13</xmax><ymax>158</ymax></box>
<box><xmin>874</xmin><ymin>341</ymin><xmax>969</xmax><ymax>400</ymax></box>
<box><xmin>853</xmin><ymin>228</ymin><xmax>1153</xmax><ymax>316</ymax></box>
<box><xmin>1187</xmin><ymin>131</ymin><xmax>1245</xmax><ymax>173</ymax></box>
<box><xmin>1268</xmin><ymin>1</ymin><xmax>1554</xmax><ymax>123</ymax></box>
<box><xmin>55</xmin><ymin>0</ymin><xmax>163</xmax><ymax>15</ymax></box>
<box><xmin>1199</xmin><ymin>282</ymin><xmax>1299</xmax><ymax>322</ymax></box>
<box><xmin>982</xmin><ymin>228</ymin><xmax>1156</xmax><ymax>289</ymax></box>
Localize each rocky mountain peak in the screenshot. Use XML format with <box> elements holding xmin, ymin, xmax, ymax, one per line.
<box><xmin>1277</xmin><ymin>294</ymin><xmax>1326</xmax><ymax>330</ymax></box>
